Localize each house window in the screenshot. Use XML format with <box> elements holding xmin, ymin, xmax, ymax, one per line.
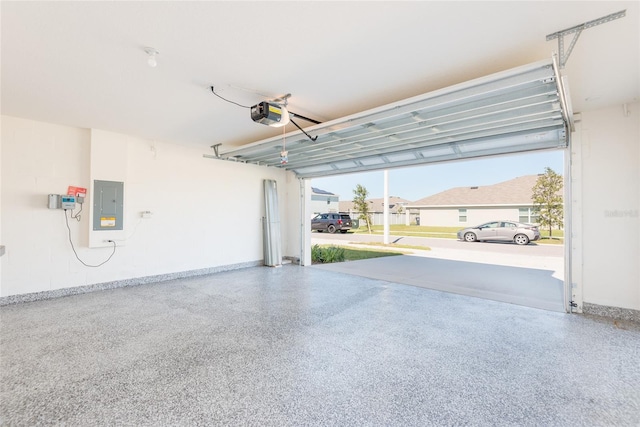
<box><xmin>519</xmin><ymin>207</ymin><xmax>539</xmax><ymax>224</ymax></box>
<box><xmin>519</xmin><ymin>208</ymin><xmax>528</xmax><ymax>223</ymax></box>
<box><xmin>459</xmin><ymin>208</ymin><xmax>467</xmax><ymax>222</ymax></box>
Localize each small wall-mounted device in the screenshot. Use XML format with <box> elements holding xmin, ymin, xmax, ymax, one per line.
<box><xmin>61</xmin><ymin>195</ymin><xmax>77</xmax><ymax>210</ymax></box>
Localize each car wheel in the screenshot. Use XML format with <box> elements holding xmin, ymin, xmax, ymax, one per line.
<box><xmin>514</xmin><ymin>234</ymin><xmax>530</xmax><ymax>245</ymax></box>
<box><xmin>327</xmin><ymin>225</ymin><xmax>336</xmax><ymax>234</ymax></box>
<box><xmin>340</xmin><ymin>230</ymin><xmax>348</xmax><ymax>234</ymax></box>
<box><xmin>464</xmin><ymin>232</ymin><xmax>477</xmax><ymax>242</ymax></box>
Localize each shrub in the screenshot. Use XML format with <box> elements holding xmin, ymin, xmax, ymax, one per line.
<box><xmin>322</xmin><ymin>246</ymin><xmax>345</xmax><ymax>263</ymax></box>
<box><xmin>311</xmin><ymin>245</ymin><xmax>345</xmax><ymax>264</ymax></box>
<box><xmin>311</xmin><ymin>244</ymin><xmax>323</xmax><ymax>263</ymax></box>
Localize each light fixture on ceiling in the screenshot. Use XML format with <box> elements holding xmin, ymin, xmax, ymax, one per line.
<box><xmin>144</xmin><ymin>47</ymin><xmax>159</xmax><ymax>67</ymax></box>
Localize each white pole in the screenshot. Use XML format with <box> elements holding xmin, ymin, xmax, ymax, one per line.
<box><xmin>383</xmin><ymin>170</ymin><xmax>389</xmax><ymax>245</ymax></box>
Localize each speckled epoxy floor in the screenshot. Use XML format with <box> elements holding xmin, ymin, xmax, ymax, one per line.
<box><xmin>1</xmin><ymin>265</ymin><xmax>639</xmax><ymax>426</ymax></box>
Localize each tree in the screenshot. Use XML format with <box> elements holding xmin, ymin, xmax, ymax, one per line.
<box><xmin>531</xmin><ymin>167</ymin><xmax>563</xmax><ymax>238</ymax></box>
<box><xmin>352</xmin><ymin>184</ymin><xmax>373</xmax><ymax>233</ymax></box>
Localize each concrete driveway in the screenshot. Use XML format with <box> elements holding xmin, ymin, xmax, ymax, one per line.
<box><xmin>311</xmin><ymin>234</ymin><xmax>565</xmax><ymax>312</ymax></box>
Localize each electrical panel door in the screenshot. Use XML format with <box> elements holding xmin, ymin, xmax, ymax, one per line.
<box><xmin>93</xmin><ymin>180</ymin><xmax>124</xmax><ymax>231</ymax></box>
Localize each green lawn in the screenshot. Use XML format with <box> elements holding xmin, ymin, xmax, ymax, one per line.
<box><xmin>341</xmin><ymin>246</ymin><xmax>406</xmax><ymax>261</ymax></box>
<box><xmin>349</xmin><ymin>241</ymin><xmax>431</xmax><ymax>251</ymax></box>
<box><xmin>537</xmin><ymin>228</ymin><xmax>565</xmax><ymax>244</ymax></box>
<box><xmin>312</xmin><ymin>244</ymin><xmax>407</xmax><ymax>264</ymax></box>
<box><xmin>353</xmin><ymin>225</ymin><xmax>459</xmax><ymax>238</ymax></box>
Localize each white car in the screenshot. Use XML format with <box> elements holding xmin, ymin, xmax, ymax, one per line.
<box><xmin>457</xmin><ymin>221</ymin><xmax>540</xmax><ymax>245</ymax></box>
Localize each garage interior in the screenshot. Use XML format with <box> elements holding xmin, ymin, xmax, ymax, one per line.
<box><xmin>1</xmin><ymin>1</ymin><xmax>639</xmax><ymax>425</ymax></box>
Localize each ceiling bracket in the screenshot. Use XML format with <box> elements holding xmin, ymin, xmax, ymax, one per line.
<box><xmin>546</xmin><ymin>10</ymin><xmax>626</xmax><ymax>68</ymax></box>
<box><xmin>210</xmin><ymin>143</ymin><xmax>222</xmax><ymax>158</ymax></box>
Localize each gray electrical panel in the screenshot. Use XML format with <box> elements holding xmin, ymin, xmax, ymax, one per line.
<box><xmin>93</xmin><ymin>180</ymin><xmax>124</xmax><ymax>231</ymax></box>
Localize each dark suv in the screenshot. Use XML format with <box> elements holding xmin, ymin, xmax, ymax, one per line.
<box><xmin>311</xmin><ymin>213</ymin><xmax>353</xmax><ymax>234</ymax></box>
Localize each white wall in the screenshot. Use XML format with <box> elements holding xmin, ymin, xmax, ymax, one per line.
<box><xmin>1</xmin><ymin>116</ymin><xmax>300</xmax><ymax>297</ymax></box>
<box><xmin>309</xmin><ymin>198</ymin><xmax>339</xmax><ymax>215</ymax></box>
<box><xmin>572</xmin><ymin>102</ymin><xmax>639</xmax><ymax>311</ymax></box>
<box><xmin>419</xmin><ymin>207</ymin><xmax>522</xmax><ymax>227</ymax></box>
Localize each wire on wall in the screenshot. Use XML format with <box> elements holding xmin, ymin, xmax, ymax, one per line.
<box><xmin>210</xmin><ymin>86</ymin><xmax>251</xmax><ymax>108</ymax></box>
<box><xmin>64</xmin><ymin>210</ymin><xmax>116</xmax><ymax>267</ymax></box>
<box><xmin>70</xmin><ymin>203</ymin><xmax>83</xmax><ymax>222</ymax></box>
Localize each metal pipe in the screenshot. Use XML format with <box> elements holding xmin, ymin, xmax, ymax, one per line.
<box><xmin>299</xmin><ymin>178</ymin><xmax>305</xmax><ymax>266</ymax></box>
<box><xmin>551</xmin><ymin>54</ymin><xmax>574</xmax><ymax>132</ymax></box>
<box><xmin>289</xmin><ymin>118</ymin><xmax>318</xmax><ymax>142</ymax></box>
<box><xmin>383</xmin><ymin>170</ymin><xmax>389</xmax><ymax>245</ymax></box>
<box><xmin>563</xmin><ymin>138</ymin><xmax>573</xmax><ymax>313</ymax></box>
<box><xmin>289</xmin><ymin>111</ymin><xmax>321</xmax><ymax>125</ymax></box>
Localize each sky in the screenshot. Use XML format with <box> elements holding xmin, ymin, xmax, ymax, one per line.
<box><xmin>311</xmin><ymin>150</ymin><xmax>564</xmax><ymax>202</ymax></box>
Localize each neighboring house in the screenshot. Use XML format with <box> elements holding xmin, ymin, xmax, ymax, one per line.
<box><xmin>339</xmin><ymin>196</ymin><xmax>411</xmax><ymax>214</ymax></box>
<box><xmin>340</xmin><ymin>196</ymin><xmax>415</xmax><ymax>225</ymax></box>
<box><xmin>310</xmin><ymin>187</ymin><xmax>340</xmax><ymax>214</ymax></box>
<box><xmin>406</xmin><ymin>175</ymin><xmax>555</xmax><ymax>227</ymax></box>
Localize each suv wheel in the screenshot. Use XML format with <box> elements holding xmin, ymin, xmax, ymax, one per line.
<box><xmin>327</xmin><ymin>224</ymin><xmax>336</xmax><ymax>234</ymax></box>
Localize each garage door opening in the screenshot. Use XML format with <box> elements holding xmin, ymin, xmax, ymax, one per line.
<box><xmin>309</xmin><ymin>149</ymin><xmax>567</xmax><ymax>312</ymax></box>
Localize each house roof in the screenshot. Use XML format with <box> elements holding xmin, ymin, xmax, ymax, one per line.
<box><xmin>410</xmin><ymin>175</ymin><xmax>547</xmax><ymax>207</ymax></box>
<box><xmin>340</xmin><ymin>196</ymin><xmax>412</xmax><ymax>213</ymax></box>
<box><xmin>311</xmin><ymin>187</ymin><xmax>335</xmax><ymax>196</ymax></box>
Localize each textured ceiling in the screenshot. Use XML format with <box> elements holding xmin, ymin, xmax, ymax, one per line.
<box><xmin>2</xmin><ymin>1</ymin><xmax>638</xmax><ymax>151</ymax></box>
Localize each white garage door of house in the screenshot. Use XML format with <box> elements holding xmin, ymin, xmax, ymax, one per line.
<box><xmin>214</xmin><ymin>58</ymin><xmax>573</xmax><ymax>178</ymax></box>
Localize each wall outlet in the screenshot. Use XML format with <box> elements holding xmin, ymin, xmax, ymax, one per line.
<box><xmin>141</xmin><ymin>211</ymin><xmax>153</xmax><ymax>219</ymax></box>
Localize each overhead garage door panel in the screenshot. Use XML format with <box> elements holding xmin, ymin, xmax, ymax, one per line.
<box><xmin>215</xmin><ymin>58</ymin><xmax>572</xmax><ymax>178</ymax></box>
